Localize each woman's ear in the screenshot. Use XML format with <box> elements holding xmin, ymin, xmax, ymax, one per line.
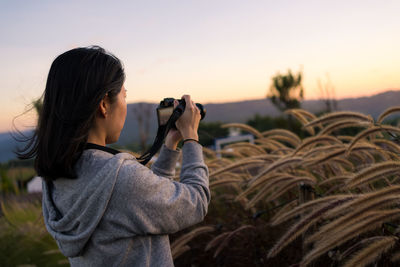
<box><xmin>98</xmin><ymin>97</ymin><xmax>108</xmax><ymax>118</ymax></box>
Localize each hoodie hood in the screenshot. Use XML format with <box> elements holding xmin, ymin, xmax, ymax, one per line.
<box><xmin>42</xmin><ymin>151</ymin><xmax>134</xmax><ymax>257</ymax></box>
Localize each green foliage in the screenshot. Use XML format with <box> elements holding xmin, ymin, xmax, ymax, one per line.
<box><xmin>0</xmin><ymin>198</ymin><xmax>68</xmax><ymax>266</ymax></box>
<box><xmin>198</xmin><ymin>121</ymin><xmax>229</xmax><ymax>147</ymax></box>
<box><xmin>268</xmin><ymin>69</ymin><xmax>304</xmax><ymax>111</ymax></box>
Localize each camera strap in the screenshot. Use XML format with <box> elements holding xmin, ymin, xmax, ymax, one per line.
<box><xmin>137</xmin><ymin>105</ymin><xmax>184</xmax><ymax>165</ymax></box>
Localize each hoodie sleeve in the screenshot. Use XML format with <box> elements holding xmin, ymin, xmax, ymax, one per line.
<box><xmin>112</xmin><ymin>142</ymin><xmax>210</xmax><ymax>235</ymax></box>
<box><xmin>150</xmin><ymin>144</ymin><xmax>180</xmax><ymax>179</ymax></box>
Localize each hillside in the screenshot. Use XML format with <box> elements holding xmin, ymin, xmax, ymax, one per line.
<box><xmin>2</xmin><ymin>90</ymin><xmax>400</xmax><ymax>163</ymax></box>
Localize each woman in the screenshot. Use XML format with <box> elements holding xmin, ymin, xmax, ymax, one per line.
<box><xmin>18</xmin><ymin>46</ymin><xmax>210</xmax><ymax>266</ymax></box>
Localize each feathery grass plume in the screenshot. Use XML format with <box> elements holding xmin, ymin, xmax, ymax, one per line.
<box><xmin>267</xmin><ymin>197</ymin><xmax>355</xmax><ymax>259</ymax></box>
<box><xmin>209</xmin><ymin>158</ymin><xmax>265</xmax><ymax>177</ymax></box>
<box><xmin>346</xmin><ymin>125</ymin><xmax>400</xmax><ymax>155</ymax></box>
<box><xmin>204</xmin><ymin>232</ymin><xmax>230</xmax><ymax>253</ymax></box>
<box><xmin>235</xmin><ymin>174</ymin><xmax>285</xmax><ymax>201</ymax></box>
<box><xmin>331</xmin><ymin>158</ymin><xmax>354</xmax><ymax>171</ymax></box>
<box><xmin>248</xmin><ymin>156</ymin><xmax>303</xmax><ymax>186</ymax></box>
<box><xmin>318</xmin><ymin>120</ymin><xmax>372</xmax><ymax>136</ymax></box>
<box><xmin>306</xmin><ymin>195</ymin><xmax>400</xmax><ymax>245</ymax></box>
<box><xmin>342</xmin><ymin>236</ymin><xmax>397</xmax><ymax>267</ymax></box>
<box><xmin>292</xmin><ymin>135</ymin><xmax>342</xmax><ymax>155</ymax></box>
<box><xmin>304</xmin><ymin>111</ymin><xmax>373</xmax><ymax>128</ymax></box>
<box><xmin>225</xmin><ymin>142</ymin><xmax>266</xmax><ymax>154</ymax></box>
<box><xmin>271</xmin><ymin>199</ymin><xmax>299</xmax><ymax>223</ymax></box>
<box><xmin>171</xmin><ymin>226</ymin><xmax>215</xmax><ymax>259</ymax></box>
<box><xmin>302</xmin><ymin>144</ymin><xmax>345</xmax><ymax>159</ymax></box>
<box><xmin>271</xmin><ymin>195</ymin><xmax>353</xmax><ymax>226</ymax></box>
<box><xmin>337</xmin><ymin>135</ymin><xmax>354</xmax><ymax>143</ymax></box>
<box><xmin>284</xmin><ymin>109</ymin><xmax>318</xmax><ymax>135</ymax></box>
<box><xmin>221</xmin><ymin>123</ymin><xmax>263</xmax><ymax>138</ymax></box>
<box><xmin>207</xmin><ymin>157</ymin><xmax>232</xmax><ymax>167</ymax></box>
<box><xmin>262</xmin><ymin>129</ymin><xmax>302</xmax><ymax>144</ymax></box>
<box><xmin>202</xmin><ymin>146</ymin><xmax>217</xmax><ymax>158</ymax></box>
<box><xmin>256</xmin><ymin>138</ymin><xmax>287</xmax><ymax>149</ymax></box>
<box><xmin>219</xmin><ymin>149</ymin><xmax>243</xmax><ymax>158</ymax></box>
<box><xmin>266</xmin><ymin>177</ymin><xmax>316</xmax><ymax>202</ymax></box>
<box><xmin>377</xmin><ymin>106</ymin><xmax>400</xmax><ymax>124</ymax></box>
<box><xmin>306</xmin><ymin>143</ymin><xmax>380</xmax><ymax>167</ymax></box>
<box><xmin>302</xmin><ymin>209</ymin><xmax>400</xmax><ymax>266</ymax></box>
<box><xmin>266</xmin><ymin>135</ymin><xmax>300</xmax><ymax>148</ymax></box>
<box><xmin>339</xmin><ymin>236</ymin><xmax>388</xmax><ymax>261</ymax></box>
<box><xmin>286</xmin><ymin>108</ymin><xmax>318</xmax><ymax>121</ymax></box>
<box><xmin>346</xmin><ymin>161</ymin><xmax>400</xmax><ymax>188</ymax></box>
<box><xmin>245</xmin><ymin>176</ymin><xmax>298</xmax><ymax>209</ymax></box>
<box><xmin>373</xmin><ymin>139</ymin><xmax>400</xmax><ymax>154</ymax></box>
<box><xmin>212</xmin><ymin>225</ymin><xmax>255</xmax><ymax>258</ymax></box>
<box><xmin>324</xmin><ymin>185</ymin><xmax>400</xmax><ymax>219</ymax></box>
<box><xmin>318</xmin><ymin>175</ymin><xmax>352</xmax><ymax>187</ymax></box>
<box><xmin>210</xmin><ymin>177</ymin><xmax>245</xmax><ymax>188</ymax></box>
<box><xmin>304</xmin><ymin>147</ymin><xmax>346</xmax><ymax>167</ymax></box>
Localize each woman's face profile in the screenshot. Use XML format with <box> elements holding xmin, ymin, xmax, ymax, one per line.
<box><xmin>105</xmin><ymin>85</ymin><xmax>127</xmax><ymax>144</ymax></box>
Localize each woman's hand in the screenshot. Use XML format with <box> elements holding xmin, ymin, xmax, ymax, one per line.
<box><xmin>175</xmin><ymin>95</ymin><xmax>201</xmax><ymax>141</ymax></box>
<box><xmin>165</xmin><ymin>95</ymin><xmax>201</xmax><ymax>150</ymax></box>
<box><xmin>164</xmin><ymin>99</ymin><xmax>183</xmax><ymax>150</ymax></box>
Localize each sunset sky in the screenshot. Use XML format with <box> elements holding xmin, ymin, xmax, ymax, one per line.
<box><xmin>1</xmin><ymin>0</ymin><xmax>399</xmax><ymax>132</ymax></box>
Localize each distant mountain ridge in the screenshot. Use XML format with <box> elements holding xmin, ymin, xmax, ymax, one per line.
<box><xmin>2</xmin><ymin>90</ymin><xmax>400</xmax><ymax>163</ymax></box>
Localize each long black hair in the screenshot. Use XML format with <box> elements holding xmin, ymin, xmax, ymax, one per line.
<box><xmin>16</xmin><ymin>46</ymin><xmax>125</xmax><ymax>181</ymax></box>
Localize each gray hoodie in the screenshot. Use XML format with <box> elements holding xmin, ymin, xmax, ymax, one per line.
<box><xmin>42</xmin><ymin>142</ymin><xmax>210</xmax><ymax>266</ymax></box>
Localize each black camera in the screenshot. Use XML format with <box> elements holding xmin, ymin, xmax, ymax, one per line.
<box><xmin>156</xmin><ymin>98</ymin><xmax>206</xmax><ymax>127</ymax></box>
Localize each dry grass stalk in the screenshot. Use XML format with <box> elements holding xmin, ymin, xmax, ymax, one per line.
<box><xmin>209</xmin><ymin>158</ymin><xmax>266</xmax><ymax>177</ymax></box>
<box><xmin>304</xmin><ymin>111</ymin><xmax>373</xmax><ymax>128</ymax></box>
<box><xmin>267</xmin><ymin>197</ymin><xmax>355</xmax><ymax>259</ymax></box>
<box><xmin>270</xmin><ymin>194</ymin><xmax>352</xmax><ymax>226</ymax></box>
<box><xmin>292</xmin><ymin>135</ymin><xmax>341</xmax><ymax>155</ymax></box>
<box><xmin>266</xmin><ymin>177</ymin><xmax>316</xmax><ymax>202</ymax></box>
<box><xmin>302</xmin><ymin>144</ymin><xmax>345</xmax><ymax>159</ymax></box>
<box><xmin>318</xmin><ymin>120</ymin><xmax>372</xmax><ymax>136</ymax></box>
<box><xmin>204</xmin><ymin>232</ymin><xmax>230</xmax><ymax>252</ymax></box>
<box><xmin>342</xmin><ymin>236</ymin><xmax>397</xmax><ymax>267</ymax></box>
<box><xmin>346</xmin><ymin>125</ymin><xmax>400</xmax><ymax>155</ymax></box>
<box><xmin>265</xmin><ymin>135</ymin><xmax>300</xmax><ymax>148</ymax></box>
<box><xmin>225</xmin><ymin>142</ymin><xmax>266</xmax><ymax>154</ymax></box>
<box><xmin>208</xmin><ymin>225</ymin><xmax>255</xmax><ymax>258</ymax></box>
<box><xmin>302</xmin><ymin>209</ymin><xmax>400</xmax><ymax>266</ymax></box>
<box><xmin>210</xmin><ymin>177</ymin><xmax>245</xmax><ymax>188</ymax></box>
<box><xmin>202</xmin><ymin>147</ymin><xmax>217</xmax><ymax>158</ymax></box>
<box><xmin>248</xmin><ymin>156</ymin><xmax>303</xmax><ymax>185</ymax></box>
<box><xmin>377</xmin><ymin>106</ymin><xmax>400</xmax><ymax>123</ymax></box>
<box><xmin>307</xmin><ymin>195</ymin><xmax>400</xmax><ymax>245</ymax></box>
<box><xmin>337</xmin><ymin>135</ymin><xmax>354</xmax><ymax>143</ymax></box>
<box><xmin>171</xmin><ymin>226</ymin><xmax>215</xmax><ymax>259</ymax></box>
<box><xmin>346</xmin><ymin>161</ymin><xmax>400</xmax><ymax>188</ymax></box>
<box><xmin>221</xmin><ymin>123</ymin><xmax>264</xmax><ymax>138</ymax></box>
<box><xmin>286</xmin><ymin>108</ymin><xmax>317</xmax><ymax>121</ymax></box>
<box><xmin>235</xmin><ymin>174</ymin><xmax>286</xmax><ymax>201</ymax></box>
<box><xmin>261</xmin><ymin>129</ymin><xmax>302</xmax><ymax>144</ymax></box>
<box><xmin>219</xmin><ymin>150</ymin><xmax>243</xmax><ymax>158</ymax></box>
<box><xmin>245</xmin><ymin>176</ymin><xmax>298</xmax><ymax>209</ymax></box>
<box><xmin>318</xmin><ymin>175</ymin><xmax>352</xmax><ymax>186</ymax></box>
<box><xmin>256</xmin><ymin>138</ymin><xmax>287</xmax><ymax>149</ymax></box>
<box><xmin>304</xmin><ymin>148</ymin><xmax>346</xmax><ymax>166</ymax></box>
<box><xmin>331</xmin><ymin>158</ymin><xmax>354</xmax><ymax>170</ymax></box>
<box><xmin>373</xmin><ymin>139</ymin><xmax>400</xmax><ymax>154</ymax></box>
<box><xmin>324</xmin><ymin>185</ymin><xmax>400</xmax><ymax>219</ymax></box>
<box><xmin>284</xmin><ymin>109</ymin><xmax>318</xmax><ymax>135</ymax></box>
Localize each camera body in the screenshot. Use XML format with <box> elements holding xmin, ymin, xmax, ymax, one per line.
<box><xmin>156</xmin><ymin>98</ymin><xmax>206</xmax><ymax>127</ymax></box>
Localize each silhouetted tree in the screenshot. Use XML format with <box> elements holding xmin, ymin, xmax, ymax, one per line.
<box><xmin>267</xmin><ymin>69</ymin><xmax>304</xmax><ymax>112</ymax></box>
